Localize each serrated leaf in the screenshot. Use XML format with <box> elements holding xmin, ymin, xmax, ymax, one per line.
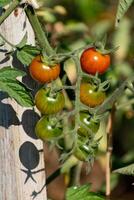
<box><xmin>113</xmin><ymin>18</ymin><xmax>131</xmax><ymax>61</ymax></box>
<box><xmin>16</xmin><ymin>33</ymin><xmax>28</xmax><ymax>49</ymax></box>
<box><xmin>0</xmin><ymin>0</ymin><xmax>12</xmax><ymax>7</ymax></box>
<box><xmin>0</xmin><ymin>67</ymin><xmax>33</xmax><ymax>107</ymax></box>
<box><xmin>0</xmin><ymin>67</ymin><xmax>25</xmax><ymax>79</ymax></box>
<box><xmin>66</xmin><ymin>185</ymin><xmax>104</xmax><ymax>200</ymax></box>
<box><xmin>16</xmin><ymin>45</ymin><xmax>40</xmax><ymax>65</ymax></box>
<box><xmin>115</xmin><ymin>0</ymin><xmax>134</xmax><ymax>27</ymax></box>
<box><xmin>114</xmin><ymin>163</ymin><xmax>134</xmax><ymax>176</ymax></box>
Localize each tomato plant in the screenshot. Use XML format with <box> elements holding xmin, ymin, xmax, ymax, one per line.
<box><xmin>35</xmin><ymin>87</ymin><xmax>65</xmax><ymax>114</ymax></box>
<box><xmin>80</xmin><ymin>48</ymin><xmax>110</xmax><ymax>75</ymax></box>
<box><xmin>80</xmin><ymin>82</ymin><xmax>106</xmax><ymax>107</ymax></box>
<box><xmin>29</xmin><ymin>55</ymin><xmax>60</xmax><ymax>83</ymax></box>
<box><xmin>78</xmin><ymin>111</ymin><xmax>100</xmax><ymax>137</ymax></box>
<box><xmin>1</xmin><ymin>0</ymin><xmax>133</xmax><ymax>199</ymax></box>
<box><xmin>35</xmin><ymin>116</ymin><xmax>62</xmax><ymax>141</ymax></box>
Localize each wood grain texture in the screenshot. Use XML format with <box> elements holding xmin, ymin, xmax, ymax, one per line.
<box><xmin>0</xmin><ymin>8</ymin><xmax>47</xmax><ymax>200</ymax></box>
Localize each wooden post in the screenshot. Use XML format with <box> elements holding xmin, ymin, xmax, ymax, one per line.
<box><xmin>0</xmin><ymin>8</ymin><xmax>47</xmax><ymax>200</ymax></box>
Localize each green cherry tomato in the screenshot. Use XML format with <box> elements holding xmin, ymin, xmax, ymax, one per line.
<box><xmin>35</xmin><ymin>88</ymin><xmax>65</xmax><ymax>114</ymax></box>
<box><xmin>35</xmin><ymin>116</ymin><xmax>62</xmax><ymax>141</ymax></box>
<box><xmin>80</xmin><ymin>82</ymin><xmax>106</xmax><ymax>107</ymax></box>
<box><xmin>78</xmin><ymin>112</ymin><xmax>100</xmax><ymax>137</ymax></box>
<box><xmin>74</xmin><ymin>141</ymin><xmax>91</xmax><ymax>161</ymax></box>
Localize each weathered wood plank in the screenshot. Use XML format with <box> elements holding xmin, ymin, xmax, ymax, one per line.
<box><xmin>0</xmin><ymin>8</ymin><xmax>47</xmax><ymax>200</ymax></box>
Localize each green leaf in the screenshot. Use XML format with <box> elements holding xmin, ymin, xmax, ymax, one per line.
<box><xmin>66</xmin><ymin>184</ymin><xmax>104</xmax><ymax>200</ymax></box>
<box><xmin>115</xmin><ymin>0</ymin><xmax>134</xmax><ymax>27</ymax></box>
<box><xmin>16</xmin><ymin>33</ymin><xmax>28</xmax><ymax>49</ymax></box>
<box><xmin>0</xmin><ymin>0</ymin><xmax>12</xmax><ymax>7</ymax></box>
<box><xmin>0</xmin><ymin>67</ymin><xmax>33</xmax><ymax>107</ymax></box>
<box><xmin>113</xmin><ymin>18</ymin><xmax>131</xmax><ymax>61</ymax></box>
<box><xmin>0</xmin><ymin>67</ymin><xmax>25</xmax><ymax>79</ymax></box>
<box><xmin>16</xmin><ymin>45</ymin><xmax>40</xmax><ymax>65</ymax></box>
<box><xmin>114</xmin><ymin>163</ymin><xmax>134</xmax><ymax>176</ymax></box>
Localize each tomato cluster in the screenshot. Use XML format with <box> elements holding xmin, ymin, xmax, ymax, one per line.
<box><xmin>29</xmin><ymin>47</ymin><xmax>110</xmax><ymax>162</ymax></box>
<box><xmin>29</xmin><ymin>55</ymin><xmax>65</xmax><ymax>140</ymax></box>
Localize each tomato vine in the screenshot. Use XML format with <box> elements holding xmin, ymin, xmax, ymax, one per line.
<box><xmin>0</xmin><ymin>1</ymin><xmax>134</xmax><ymax>199</ymax></box>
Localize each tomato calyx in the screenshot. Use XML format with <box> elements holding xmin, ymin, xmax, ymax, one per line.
<box><xmin>45</xmin><ymin>87</ymin><xmax>59</xmax><ymax>99</ymax></box>
<box><xmin>81</xmin><ymin>79</ymin><xmax>110</xmax><ymax>93</ymax></box>
<box><xmin>49</xmin><ymin>117</ymin><xmax>62</xmax><ymax>129</ymax></box>
<box><xmin>40</xmin><ymin>54</ymin><xmax>59</xmax><ymax>67</ymax></box>
<box><xmin>94</xmin><ymin>41</ymin><xmax>119</xmax><ymax>55</ymax></box>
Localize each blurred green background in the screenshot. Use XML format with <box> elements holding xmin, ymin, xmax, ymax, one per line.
<box><xmin>36</xmin><ymin>1</ymin><xmax>134</xmax><ymax>200</ymax></box>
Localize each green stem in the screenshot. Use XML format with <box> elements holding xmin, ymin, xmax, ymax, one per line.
<box><xmin>61</xmin><ymin>155</ymin><xmax>78</xmax><ymax>174</ymax></box>
<box><xmin>0</xmin><ymin>33</ymin><xmax>16</xmax><ymax>48</ymax></box>
<box><xmin>71</xmin><ymin>161</ymin><xmax>82</xmax><ymax>186</ymax></box>
<box><xmin>55</xmin><ymin>78</ymin><xmax>73</xmax><ymax>110</ymax></box>
<box><xmin>95</xmin><ymin>76</ymin><xmax>134</xmax><ymax>115</ymax></box>
<box><xmin>0</xmin><ymin>0</ymin><xmax>20</xmax><ymax>25</ymax></box>
<box><xmin>25</xmin><ymin>5</ymin><xmax>54</xmax><ymax>56</ymax></box>
<box><xmin>25</xmin><ymin>6</ymin><xmax>73</xmax><ymax>110</ymax></box>
<box><xmin>74</xmin><ymin>55</ymin><xmax>81</xmax><ymax>127</ymax></box>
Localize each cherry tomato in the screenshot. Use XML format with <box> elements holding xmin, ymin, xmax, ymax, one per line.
<box><xmin>78</xmin><ymin>112</ymin><xmax>100</xmax><ymax>137</ymax></box>
<box><xmin>29</xmin><ymin>55</ymin><xmax>60</xmax><ymax>83</ymax></box>
<box><xmin>80</xmin><ymin>48</ymin><xmax>110</xmax><ymax>75</ymax></box>
<box><xmin>35</xmin><ymin>116</ymin><xmax>62</xmax><ymax>141</ymax></box>
<box><xmin>80</xmin><ymin>82</ymin><xmax>106</xmax><ymax>107</ymax></box>
<box><xmin>73</xmin><ymin>140</ymin><xmax>91</xmax><ymax>161</ymax></box>
<box><xmin>35</xmin><ymin>88</ymin><xmax>65</xmax><ymax>114</ymax></box>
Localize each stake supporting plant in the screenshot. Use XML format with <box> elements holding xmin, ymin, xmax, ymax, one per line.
<box><xmin>0</xmin><ymin>0</ymin><xmax>20</xmax><ymax>25</ymax></box>
<box><xmin>106</xmin><ymin>105</ymin><xmax>115</xmax><ymax>196</ymax></box>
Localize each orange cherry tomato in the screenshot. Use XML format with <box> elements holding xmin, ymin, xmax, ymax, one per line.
<box><xmin>29</xmin><ymin>55</ymin><xmax>60</xmax><ymax>83</ymax></box>
<box><xmin>80</xmin><ymin>82</ymin><xmax>106</xmax><ymax>107</ymax></box>
<box><xmin>80</xmin><ymin>48</ymin><xmax>110</xmax><ymax>75</ymax></box>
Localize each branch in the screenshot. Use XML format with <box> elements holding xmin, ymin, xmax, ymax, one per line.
<box><xmin>106</xmin><ymin>105</ymin><xmax>115</xmax><ymax>196</ymax></box>
<box><xmin>0</xmin><ymin>0</ymin><xmax>20</xmax><ymax>25</ymax></box>
<box><xmin>95</xmin><ymin>76</ymin><xmax>134</xmax><ymax>115</ymax></box>
<box><xmin>25</xmin><ymin>5</ymin><xmax>54</xmax><ymax>56</ymax></box>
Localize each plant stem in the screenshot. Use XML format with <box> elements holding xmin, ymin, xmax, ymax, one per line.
<box><xmin>54</xmin><ymin>78</ymin><xmax>73</xmax><ymax>110</ymax></box>
<box><xmin>0</xmin><ymin>33</ymin><xmax>16</xmax><ymax>48</ymax></box>
<box><xmin>73</xmin><ymin>55</ymin><xmax>81</xmax><ymax>130</ymax></box>
<box><xmin>25</xmin><ymin>5</ymin><xmax>54</xmax><ymax>56</ymax></box>
<box><xmin>106</xmin><ymin>105</ymin><xmax>115</xmax><ymax>197</ymax></box>
<box><xmin>95</xmin><ymin>76</ymin><xmax>134</xmax><ymax>115</ymax></box>
<box><xmin>25</xmin><ymin>6</ymin><xmax>73</xmax><ymax>110</ymax></box>
<box><xmin>61</xmin><ymin>155</ymin><xmax>79</xmax><ymax>174</ymax></box>
<box><xmin>72</xmin><ymin>162</ymin><xmax>82</xmax><ymax>186</ymax></box>
<box><xmin>0</xmin><ymin>0</ymin><xmax>20</xmax><ymax>25</ymax></box>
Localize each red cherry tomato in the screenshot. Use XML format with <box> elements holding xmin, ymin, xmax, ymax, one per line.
<box><xmin>80</xmin><ymin>82</ymin><xmax>106</xmax><ymax>107</ymax></box>
<box><xmin>29</xmin><ymin>55</ymin><xmax>60</xmax><ymax>83</ymax></box>
<box><xmin>80</xmin><ymin>48</ymin><xmax>110</xmax><ymax>75</ymax></box>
